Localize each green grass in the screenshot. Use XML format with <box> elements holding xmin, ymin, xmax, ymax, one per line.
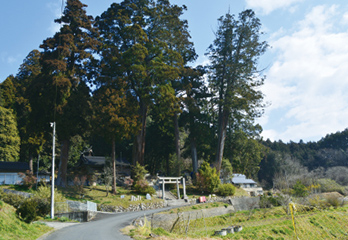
<box><xmin>161</xmin><ymin>202</ymin><xmax>229</xmax><ymax>215</ymax></box>
<box><xmin>126</xmin><ymin>204</ymin><xmax>348</xmax><ymax>240</ymax></box>
<box><xmin>1</xmin><ymin>184</ymin><xmax>163</xmax><ymax>209</ymax></box>
<box><xmin>56</xmin><ymin>185</ymin><xmax>163</xmax><ymax>208</ymax></box>
<box><xmin>0</xmin><ymin>201</ymin><xmax>52</xmax><ymax>240</ymax></box>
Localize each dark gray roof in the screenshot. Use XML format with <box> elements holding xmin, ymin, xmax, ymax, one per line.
<box><xmin>232</xmin><ymin>174</ymin><xmax>256</xmax><ymax>184</ymax></box>
<box><xmin>0</xmin><ymin>162</ymin><xmax>30</xmax><ymax>172</ymax></box>
<box><xmin>80</xmin><ymin>155</ymin><xmax>130</xmax><ymax>167</ymax></box>
<box><xmin>81</xmin><ymin>156</ymin><xmax>105</xmax><ymax>167</ymax></box>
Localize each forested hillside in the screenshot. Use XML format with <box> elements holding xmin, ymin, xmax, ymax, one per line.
<box><xmin>259</xmin><ymin>129</ymin><xmax>348</xmax><ymax>190</ymax></box>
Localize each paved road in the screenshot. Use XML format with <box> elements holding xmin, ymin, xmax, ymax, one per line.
<box><xmin>42</xmin><ymin>207</ymin><xmax>172</xmax><ymax>240</ymax></box>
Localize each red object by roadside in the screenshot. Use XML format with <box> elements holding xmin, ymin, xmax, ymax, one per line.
<box><xmin>199</xmin><ymin>196</ymin><xmax>206</xmax><ymax>203</ymax></box>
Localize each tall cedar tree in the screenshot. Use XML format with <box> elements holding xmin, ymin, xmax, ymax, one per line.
<box><xmin>37</xmin><ymin>0</ymin><xmax>99</xmax><ymax>186</ymax></box>
<box><xmin>15</xmin><ymin>50</ymin><xmax>45</xmax><ymax>172</ymax></box>
<box><xmin>96</xmin><ymin>0</ymin><xmax>190</xmax><ymax>166</ymax></box>
<box><xmin>207</xmin><ymin>10</ymin><xmax>267</xmax><ymax>174</ymax></box>
<box><xmin>180</xmin><ymin>66</ymin><xmax>212</xmax><ymax>174</ymax></box>
<box><xmin>92</xmin><ymin>81</ymin><xmax>139</xmax><ymax>194</ymax></box>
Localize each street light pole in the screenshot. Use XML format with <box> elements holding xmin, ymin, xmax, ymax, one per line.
<box><xmin>50</xmin><ymin>122</ymin><xmax>56</xmax><ymax>219</ymax></box>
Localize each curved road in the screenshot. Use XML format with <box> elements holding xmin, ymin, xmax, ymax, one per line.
<box><xmin>42</xmin><ymin>207</ymin><xmax>172</xmax><ymax>240</ymax></box>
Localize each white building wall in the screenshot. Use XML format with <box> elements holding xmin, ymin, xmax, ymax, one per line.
<box><xmin>0</xmin><ymin>173</ymin><xmax>22</xmax><ymax>185</ymax></box>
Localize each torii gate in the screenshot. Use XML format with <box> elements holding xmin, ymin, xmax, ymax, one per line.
<box><xmin>158</xmin><ymin>176</ymin><xmax>187</xmax><ymax>200</ymax></box>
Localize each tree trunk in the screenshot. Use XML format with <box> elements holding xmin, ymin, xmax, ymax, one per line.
<box><xmin>112</xmin><ymin>137</ymin><xmax>117</xmax><ymax>195</ymax></box>
<box><xmin>191</xmin><ymin>139</ymin><xmax>198</xmax><ymax>174</ymax></box>
<box><xmin>215</xmin><ymin>111</ymin><xmax>228</xmax><ymax>174</ymax></box>
<box><xmin>57</xmin><ymin>139</ymin><xmax>69</xmax><ymax>187</ymax></box>
<box><xmin>173</xmin><ymin>112</ymin><xmax>181</xmax><ymax>175</ymax></box>
<box><xmin>29</xmin><ymin>155</ymin><xmax>33</xmax><ymax>174</ymax></box>
<box><xmin>133</xmin><ymin>102</ymin><xmax>147</xmax><ymax>166</ymax></box>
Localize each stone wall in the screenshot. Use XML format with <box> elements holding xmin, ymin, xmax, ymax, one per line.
<box><xmin>147</xmin><ymin>196</ymin><xmax>260</xmax><ymax>231</ymax></box>
<box><xmin>2</xmin><ymin>188</ymin><xmax>32</xmax><ymax>198</ymax></box>
<box><xmin>98</xmin><ymin>201</ymin><xmax>167</xmax><ymax>213</ymax></box>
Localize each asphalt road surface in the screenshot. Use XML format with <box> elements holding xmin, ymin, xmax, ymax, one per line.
<box><xmin>42</xmin><ymin>207</ymin><xmax>172</xmax><ymax>240</ymax></box>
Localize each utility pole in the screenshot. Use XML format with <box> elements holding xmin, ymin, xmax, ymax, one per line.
<box><xmin>50</xmin><ymin>122</ymin><xmax>56</xmax><ymax>219</ymax></box>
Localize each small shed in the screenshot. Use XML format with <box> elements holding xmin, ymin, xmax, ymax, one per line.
<box><xmin>0</xmin><ymin>162</ymin><xmax>30</xmax><ymax>185</ymax></box>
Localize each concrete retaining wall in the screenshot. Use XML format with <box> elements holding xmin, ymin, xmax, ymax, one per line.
<box><xmin>150</xmin><ymin>197</ymin><xmax>260</xmax><ymax>231</ymax></box>
<box><xmin>55</xmin><ymin>210</ymin><xmax>98</xmax><ymax>222</ymax></box>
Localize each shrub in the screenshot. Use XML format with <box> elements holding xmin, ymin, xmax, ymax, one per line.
<box><xmin>326</xmin><ymin>194</ymin><xmax>341</xmax><ymax>208</ymax></box>
<box><xmin>34</xmin><ymin>185</ymin><xmax>66</xmax><ymax>203</ymax></box>
<box><xmin>196</xmin><ymin>161</ymin><xmax>220</xmax><ymax>193</ymax></box>
<box><xmin>32</xmin><ymin>197</ymin><xmax>50</xmax><ymax>217</ymax></box>
<box><xmin>292</xmin><ymin>180</ymin><xmax>308</xmax><ymax>197</ymax></box>
<box><xmin>133</xmin><ymin>179</ymin><xmax>156</xmax><ymax>195</ymax></box>
<box><xmin>18</xmin><ymin>170</ymin><xmax>37</xmax><ymax>190</ymax></box>
<box><xmin>16</xmin><ymin>199</ymin><xmax>38</xmax><ymax>223</ymax></box>
<box><xmin>308</xmin><ymin>196</ymin><xmax>330</xmax><ymax>209</ymax></box>
<box><xmin>73</xmin><ymin>175</ymin><xmax>87</xmax><ymax>198</ymax></box>
<box><xmin>317</xmin><ymin>178</ymin><xmax>345</xmax><ymax>194</ymax></box>
<box><xmin>0</xmin><ymin>190</ymin><xmax>25</xmax><ymax>208</ymax></box>
<box><xmin>260</xmin><ymin>194</ymin><xmax>281</xmax><ymax>208</ymax></box>
<box><xmin>132</xmin><ymin>162</ymin><xmax>148</xmax><ymax>183</ymax></box>
<box><xmin>217</xmin><ymin>183</ymin><xmax>236</xmax><ymax>196</ymax></box>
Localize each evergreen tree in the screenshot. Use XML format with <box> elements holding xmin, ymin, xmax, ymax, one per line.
<box><xmin>96</xmin><ymin>0</ymin><xmax>190</xmax><ymax>166</ymax></box>
<box><xmin>92</xmin><ymin>82</ymin><xmax>139</xmax><ymax>194</ymax></box>
<box><xmin>206</xmin><ymin>10</ymin><xmax>268</xmax><ymax>173</ymax></box>
<box><xmin>34</xmin><ymin>0</ymin><xmax>99</xmax><ymax>186</ymax></box>
<box><xmin>0</xmin><ymin>106</ymin><xmax>20</xmax><ymax>162</ymax></box>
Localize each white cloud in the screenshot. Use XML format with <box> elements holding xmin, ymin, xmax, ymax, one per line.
<box><xmin>7</xmin><ymin>56</ymin><xmax>17</xmax><ymax>64</ymax></box>
<box><xmin>46</xmin><ymin>0</ymin><xmax>65</xmax><ymax>34</ymax></box>
<box><xmin>261</xmin><ymin>5</ymin><xmax>348</xmax><ymax>142</ymax></box>
<box><xmin>245</xmin><ymin>0</ymin><xmax>305</xmax><ymax>15</ymax></box>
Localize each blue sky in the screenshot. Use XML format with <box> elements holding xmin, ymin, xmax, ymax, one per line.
<box><xmin>1</xmin><ymin>0</ymin><xmax>348</xmax><ymax>143</ymax></box>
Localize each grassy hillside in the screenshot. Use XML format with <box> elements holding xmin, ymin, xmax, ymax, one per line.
<box><xmin>0</xmin><ymin>200</ymin><xmax>52</xmax><ymax>240</ymax></box>
<box><xmin>125</xmin><ymin>203</ymin><xmax>348</xmax><ymax>239</ymax></box>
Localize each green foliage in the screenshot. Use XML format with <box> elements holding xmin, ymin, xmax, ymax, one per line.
<box><xmin>196</xmin><ymin>161</ymin><xmax>220</xmax><ymax>193</ymax></box>
<box><xmin>325</xmin><ymin>195</ymin><xmax>341</xmax><ymax>209</ymax></box>
<box><xmin>207</xmin><ymin>9</ymin><xmax>267</xmax><ymax>171</ymax></box>
<box><xmin>220</xmin><ymin>158</ymin><xmax>233</xmax><ymax>183</ymax></box>
<box><xmin>226</xmin><ymin>130</ymin><xmax>266</xmax><ymax>179</ymax></box>
<box><xmin>33</xmin><ymin>185</ymin><xmax>66</xmax><ymax>203</ymax></box>
<box><xmin>259</xmin><ymin>194</ymin><xmax>281</xmax><ymax>208</ymax></box>
<box><xmin>0</xmin><ymin>106</ymin><xmax>20</xmax><ymax>161</ymax></box>
<box><xmin>133</xmin><ymin>179</ymin><xmax>156</xmax><ymax>195</ymax></box>
<box><xmin>68</xmin><ymin>135</ymin><xmax>89</xmax><ymax>170</ymax></box>
<box><xmin>132</xmin><ymin>162</ymin><xmax>148</xmax><ymax>183</ymax></box>
<box><xmin>292</xmin><ymin>180</ymin><xmax>308</xmax><ymax>197</ymax></box>
<box><xmin>32</xmin><ymin>197</ymin><xmax>50</xmax><ymax>217</ymax></box>
<box><xmin>16</xmin><ymin>199</ymin><xmax>38</xmax><ymax>223</ymax></box>
<box><xmin>317</xmin><ymin>178</ymin><xmax>345</xmax><ymax>194</ymax></box>
<box><xmin>0</xmin><ymin>189</ymin><xmax>25</xmax><ymax>208</ymax></box>
<box><xmin>0</xmin><ymin>201</ymin><xmax>52</xmax><ymax>239</ymax></box>
<box><xmin>217</xmin><ymin>183</ymin><xmax>236</xmax><ymax>196</ymax></box>
<box><xmin>152</xmin><ymin>227</ymin><xmax>170</xmax><ymax>236</ymax></box>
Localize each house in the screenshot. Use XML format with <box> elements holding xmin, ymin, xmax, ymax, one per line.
<box><xmin>0</xmin><ymin>161</ymin><xmax>30</xmax><ymax>185</ymax></box>
<box><xmin>78</xmin><ymin>154</ymin><xmax>131</xmax><ymax>177</ymax></box>
<box><xmin>231</xmin><ymin>174</ymin><xmax>263</xmax><ymax>196</ymax></box>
